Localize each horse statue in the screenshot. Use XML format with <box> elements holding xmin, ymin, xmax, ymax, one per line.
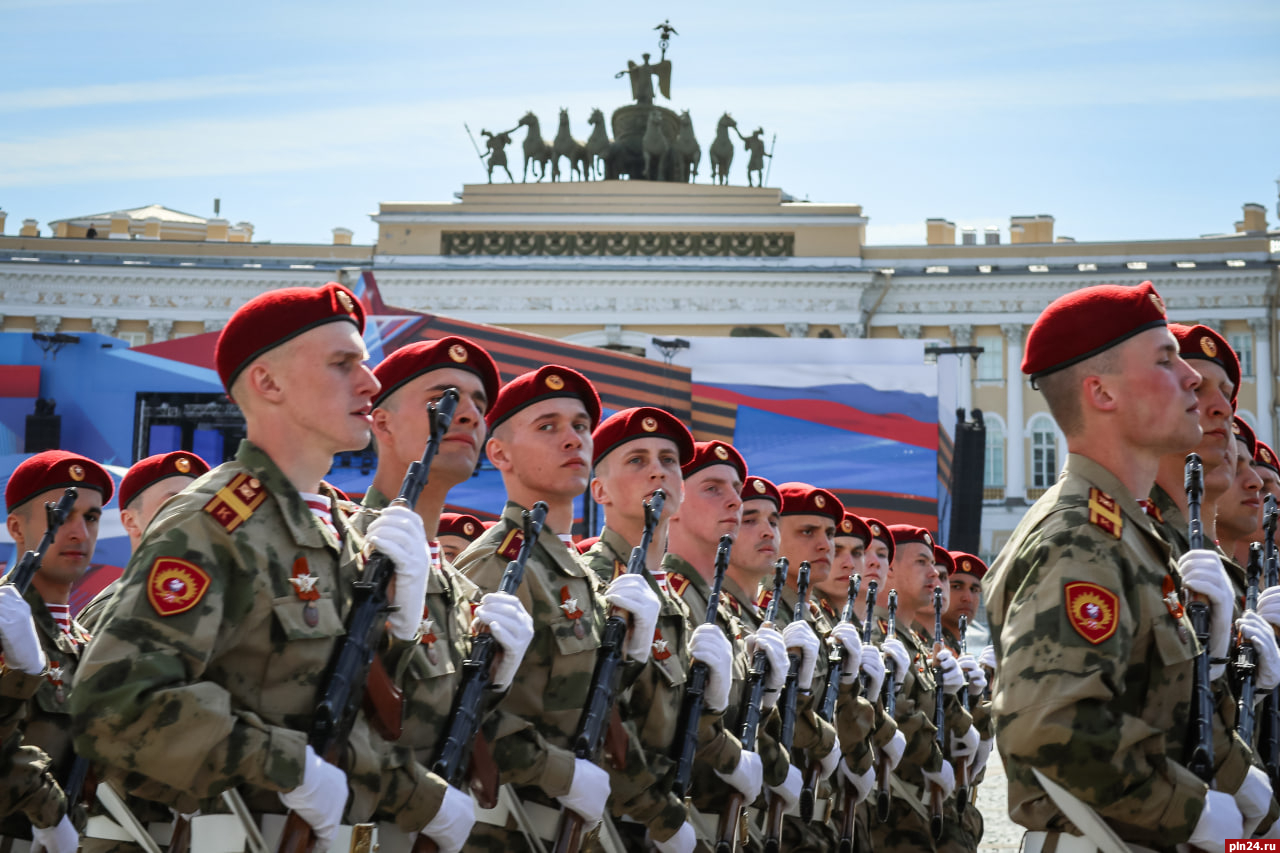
<box><xmin>671</xmin><ymin>110</ymin><xmax>700</xmax><ymax>182</ymax></box>
<box><xmin>585</xmin><ymin>108</ymin><xmax>611</xmax><ymax>179</ymax></box>
<box><xmin>552</xmin><ymin>109</ymin><xmax>592</xmax><ymax>181</ymax></box>
<box><xmin>709</xmin><ymin>113</ymin><xmax>737</xmax><ymax>186</ymax></box>
<box><xmin>642</xmin><ymin>109</ymin><xmax>669</xmax><ymax>180</ymax></box>
<box><xmin>516</xmin><ymin>111</ymin><xmax>555</xmax><ymax>182</ymax></box>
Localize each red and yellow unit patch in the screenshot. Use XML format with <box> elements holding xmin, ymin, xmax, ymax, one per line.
<box><xmin>498</xmin><ymin>528</ymin><xmax>525</xmax><ymax>561</ymax></box>
<box><xmin>667</xmin><ymin>573</ymin><xmax>692</xmax><ymax>599</ymax></box>
<box><xmin>147</xmin><ymin>558</ymin><xmax>211</xmax><ymax>616</ymax></box>
<box><xmin>1064</xmin><ymin>581</ymin><xmax>1119</xmax><ymax>644</ymax></box>
<box><xmin>203</xmin><ymin>473</ymin><xmax>267</xmax><ymax>533</ymax></box>
<box><xmin>1087</xmin><ymin>488</ymin><xmax>1123</xmax><ymax>539</ymax></box>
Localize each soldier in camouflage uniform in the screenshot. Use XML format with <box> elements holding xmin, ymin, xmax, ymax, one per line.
<box><xmin>1</xmin><ymin>450</ymin><xmax>114</xmax><ymax>853</ymax></box>
<box><xmin>581</xmin><ymin>413</ymin><xmax>755</xmax><ymax>852</ymax></box>
<box><xmin>1219</xmin><ymin>416</ymin><xmax>1265</xmax><ymax>568</ymax></box>
<box><xmin>358</xmin><ymin>336</ymin><xmax>536</xmax><ymax>853</ymax></box>
<box><xmin>454</xmin><ymin>365</ymin><xmax>660</xmax><ymax>852</ymax></box>
<box><xmin>70</xmin><ymin>283</ymin><xmax>450</xmax><ymax>850</ymax></box>
<box><xmin>984</xmin><ymin>281</ymin><xmax>1256</xmax><ymax>851</ymax></box>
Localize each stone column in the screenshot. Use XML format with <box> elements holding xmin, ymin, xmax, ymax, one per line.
<box><xmin>91</xmin><ymin>317</ymin><xmax>118</xmax><ymax>337</ymax></box>
<box><xmin>839</xmin><ymin>322</ymin><xmax>866</xmax><ymax>339</ymax></box>
<box><xmin>1251</xmin><ymin>317</ymin><xmax>1273</xmax><ymax>445</ymax></box>
<box><xmin>951</xmin><ymin>323</ymin><xmax>974</xmax><ymax>417</ymax></box>
<box><xmin>1001</xmin><ymin>323</ymin><xmax>1026</xmax><ymax>502</ymax></box>
<box><xmin>34</xmin><ymin>315</ymin><xmax>60</xmax><ymax>334</ymax></box>
<box><xmin>898</xmin><ymin>324</ymin><xmax>922</xmax><ymax>340</ymax></box>
<box><xmin>203</xmin><ymin>318</ymin><xmax>226</xmax><ymax>334</ymax></box>
<box><xmin>785</xmin><ymin>323</ymin><xmax>810</xmax><ymax>339</ymax></box>
<box><xmin>148</xmin><ymin>318</ymin><xmax>174</xmax><ymax>343</ymax></box>
<box><xmin>604</xmin><ymin>324</ymin><xmax>623</xmax><ymax>346</ymax></box>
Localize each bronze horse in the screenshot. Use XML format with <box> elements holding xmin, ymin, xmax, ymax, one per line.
<box><xmin>516</xmin><ymin>111</ymin><xmax>555</xmax><ymax>182</ymax></box>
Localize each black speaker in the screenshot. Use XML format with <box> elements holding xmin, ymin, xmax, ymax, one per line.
<box><xmin>24</xmin><ymin>415</ymin><xmax>61</xmax><ymax>453</ymax></box>
<box><xmin>947</xmin><ymin>409</ymin><xmax>986</xmax><ymax>555</ymax></box>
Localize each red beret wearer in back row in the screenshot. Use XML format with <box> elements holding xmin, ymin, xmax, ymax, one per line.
<box><xmin>485</xmin><ymin>364</ymin><xmax>601</xmax><ymax>432</ymax></box>
<box><xmin>1022</xmin><ymin>281</ymin><xmax>1168</xmax><ymax>385</ymax></box>
<box><xmin>5</xmin><ymin>450</ymin><xmax>114</xmax><ymax>514</ymax></box>
<box><xmin>1257</xmin><ymin>441</ymin><xmax>1280</xmax><ymax>476</ymax></box>
<box><xmin>864</xmin><ymin>516</ymin><xmax>895</xmax><ymax>564</ymax></box>
<box><xmin>1170</xmin><ymin>323</ymin><xmax>1240</xmax><ymax>409</ymax></box>
<box><xmin>836</xmin><ymin>512</ymin><xmax>872</xmax><ymax>543</ymax></box>
<box><xmin>741</xmin><ymin>476</ymin><xmax>782</xmax><ymax>507</ymax></box>
<box><xmin>778</xmin><ymin>482</ymin><xmax>845</xmax><ymax>525</ymax></box>
<box><xmin>591</xmin><ymin>407</ymin><xmax>696</xmax><ymax>468</ymax></box>
<box><xmin>1233</xmin><ymin>416</ymin><xmax>1258</xmax><ymax>459</ymax></box>
<box><xmin>118</xmin><ymin>451</ymin><xmax>211</xmax><ymax>511</ymax></box>
<box><xmin>949</xmin><ymin>550</ymin><xmax>989</xmax><ymax>580</ymax></box>
<box><xmin>682</xmin><ymin>441</ymin><xmax>748</xmax><ymax>482</ymax></box>
<box><xmin>372</xmin><ymin>336</ymin><xmax>502</xmax><ymax>411</ymax></box>
<box><xmin>215</xmin><ymin>282</ymin><xmax>365</xmax><ymax>394</ymax></box>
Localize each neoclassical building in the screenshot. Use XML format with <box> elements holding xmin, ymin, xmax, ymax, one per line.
<box><xmin>2</xmin><ymin>188</ymin><xmax>1276</xmax><ymax>557</ymax></box>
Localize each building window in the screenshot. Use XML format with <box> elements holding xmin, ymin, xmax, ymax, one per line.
<box><xmin>118</xmin><ymin>331</ymin><xmax>148</xmax><ymax>348</ymax></box>
<box><xmin>976</xmin><ymin>335</ymin><xmax>1003</xmax><ymax>380</ymax></box>
<box><xmin>1228</xmin><ymin>332</ymin><xmax>1254</xmax><ymax>378</ymax></box>
<box><xmin>984</xmin><ymin>419</ymin><xmax>1004</xmax><ymax>488</ymax></box>
<box><xmin>1030</xmin><ymin>414</ymin><xmax>1059</xmax><ymax>489</ymax></box>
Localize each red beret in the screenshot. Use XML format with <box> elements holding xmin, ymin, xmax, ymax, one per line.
<box><xmin>372</xmin><ymin>336</ymin><xmax>501</xmax><ymax>410</ymax></box>
<box><xmin>948</xmin><ymin>550</ymin><xmax>989</xmax><ymax>580</ymax></box>
<box><xmin>1023</xmin><ymin>281</ymin><xmax>1168</xmax><ymax>383</ymax></box>
<box><xmin>1233</xmin><ymin>416</ymin><xmax>1258</xmax><ymax>458</ymax></box>
<box><xmin>682</xmin><ymin>441</ymin><xmax>748</xmax><ymax>482</ymax></box>
<box><xmin>574</xmin><ymin>536</ymin><xmax>600</xmax><ymax>555</ymax></box>
<box><xmin>1257</xmin><ymin>441</ymin><xmax>1280</xmax><ymax>475</ymax></box>
<box><xmin>6</xmin><ymin>450</ymin><xmax>114</xmax><ymax>514</ymax></box>
<box><xmin>118</xmin><ymin>451</ymin><xmax>211</xmax><ymax>510</ymax></box>
<box><xmin>741</xmin><ymin>475</ymin><xmax>780</xmax><ymax>506</ymax></box>
<box><xmin>438</xmin><ymin>512</ymin><xmax>485</xmax><ymax>543</ymax></box>
<box><xmin>933</xmin><ymin>545</ymin><xmax>955</xmax><ymax>574</ymax></box>
<box><xmin>836</xmin><ymin>512</ymin><xmax>871</xmax><ymax>542</ymax></box>
<box><xmin>592</xmin><ymin>407</ymin><xmax>695</xmax><ymax>467</ymax></box>
<box><xmin>778</xmin><ymin>482</ymin><xmax>844</xmax><ymax>525</ymax></box>
<box><xmin>216</xmin><ymin>282</ymin><xmax>365</xmax><ymax>393</ymax></box>
<box><xmin>863</xmin><ymin>516</ymin><xmax>895</xmax><ymax>564</ymax></box>
<box><xmin>889</xmin><ymin>524</ymin><xmax>935</xmax><ymax>552</ymax></box>
<box><xmin>486</xmin><ymin>365</ymin><xmax>601</xmax><ymax>432</ymax></box>
<box><xmin>1170</xmin><ymin>323</ymin><xmax>1240</xmax><ymax>408</ymax></box>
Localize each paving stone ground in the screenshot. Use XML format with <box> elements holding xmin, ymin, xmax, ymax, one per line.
<box><xmin>976</xmin><ymin>750</ymin><xmax>1024</xmax><ymax>852</ymax></box>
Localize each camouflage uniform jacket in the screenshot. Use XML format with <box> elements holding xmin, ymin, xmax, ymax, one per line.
<box><xmin>0</xmin><ymin>664</ymin><xmax>64</xmax><ymax>829</ymax></box>
<box><xmin>68</xmin><ymin>441</ymin><xmax>437</xmax><ymax>829</ymax></box>
<box><xmin>454</xmin><ymin>502</ymin><xmax>611</xmax><ymax>806</ymax></box>
<box><xmin>816</xmin><ymin>593</ymin><xmax>893</xmax><ymax>773</ymax></box>
<box><xmin>761</xmin><ymin>584</ymin><xmax>840</xmax><ymax>760</ymax></box>
<box><xmin>984</xmin><ymin>453</ymin><xmax>1222</xmax><ymax>845</ymax></box>
<box><xmin>356</xmin><ymin>486</ymin><xmax>485</xmax><ymax>827</ymax></box>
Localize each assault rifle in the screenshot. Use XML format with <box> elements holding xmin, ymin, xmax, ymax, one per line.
<box><xmin>929</xmin><ymin>586</ymin><xmax>945</xmax><ymax>842</ymax></box>
<box><xmin>7</xmin><ymin>488</ymin><xmax>78</xmax><ymax>593</ymax></box>
<box><xmin>278</xmin><ymin>390</ymin><xmax>458</xmax><ymax>853</ymax></box>
<box><xmin>1182</xmin><ymin>453</ymin><xmax>1215</xmax><ymax>783</ymax></box>
<box><xmin>876</xmin><ymin>591</ymin><xmax>898</xmax><ymax>823</ymax></box>
<box><xmin>956</xmin><ymin>614</ymin><xmax>971</xmax><ymax>811</ymax></box>
<box><xmin>1236</xmin><ymin>543</ymin><xmax>1263</xmax><ymax>747</ymax></box>
<box><xmin>763</xmin><ymin>561</ymin><xmax>810</xmax><ymax>853</ymax></box>
<box><xmin>1261</xmin><ymin>495</ymin><xmax>1280</xmax><ymax>786</ymax></box>
<box><xmin>803</xmin><ymin>573</ymin><xmax>860</xmax><ymax>821</ymax></box>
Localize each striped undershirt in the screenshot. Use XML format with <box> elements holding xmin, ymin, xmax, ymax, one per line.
<box><xmin>299</xmin><ymin>492</ymin><xmax>339</xmax><ymax>540</ymax></box>
<box><xmin>47</xmin><ymin>602</ymin><xmax>72</xmax><ymax>636</ymax></box>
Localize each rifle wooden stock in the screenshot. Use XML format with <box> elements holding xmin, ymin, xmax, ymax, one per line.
<box><xmin>875</xmin><ymin>591</ymin><xmax>898</xmax><ymax>823</ymax></box>
<box><xmin>168</xmin><ymin>816</ymin><xmax>192</xmax><ymax>853</ymax></box>
<box><xmin>281</xmin><ymin>391</ymin><xmax>458</xmax><ymax>853</ymax></box>
<box><xmin>763</xmin><ymin>795</ymin><xmax>785</xmax><ymax>853</ymax></box>
<box><xmin>715</xmin><ymin>791</ymin><xmax>744</xmax><ymax>853</ymax></box>
<box><xmin>552</xmin><ymin>490</ymin><xmax>665</xmax><ymax>853</ymax></box>
<box><xmin>806</xmin><ymin>574</ymin><xmax>861</xmax><ymax>824</ymax></box>
<box><xmin>1183</xmin><ymin>453</ymin><xmax>1216</xmax><ymax>783</ymax></box>
<box><xmin>765</xmin><ymin>562</ymin><xmax>809</xmax><ymax>848</ymax></box>
<box><xmin>837</xmin><ymin>796</ymin><xmax>856</xmax><ymax>853</ymax></box>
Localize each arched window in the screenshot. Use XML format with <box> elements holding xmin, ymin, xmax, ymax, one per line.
<box><xmin>1030</xmin><ymin>413</ymin><xmax>1059</xmax><ymax>490</ymax></box>
<box><xmin>984</xmin><ymin>417</ymin><xmax>1005</xmax><ymax>488</ymax></box>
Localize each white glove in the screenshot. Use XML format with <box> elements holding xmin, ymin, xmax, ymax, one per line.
<box><xmin>748</xmin><ymin>627</ymin><xmax>789</xmax><ymax>704</ymax></box>
<box><xmin>1258</xmin><ymin>586</ymin><xmax>1280</xmax><ymax>629</ymax></box>
<box><xmin>933</xmin><ymin>648</ymin><xmax>964</xmax><ymax>695</ymax></box>
<box><xmin>830</xmin><ymin>622</ymin><xmax>862</xmax><ymax>683</ymax></box>
<box><xmin>653</xmin><ymin>821</ymin><xmax>697</xmax><ymax>853</ymax></box>
<box><xmin>1178</xmin><ymin>549</ymin><xmax>1233</xmax><ymax>669</ymax></box>
<box><xmin>0</xmin><ymin>586</ymin><xmax>45</xmax><ymax>675</ymax></box>
<box><xmin>690</xmin><ymin>623</ymin><xmax>733</xmax><ymax>713</ymax></box>
<box><xmin>921</xmin><ymin>760</ymin><xmax>956</xmax><ymax>800</ymax></box>
<box><xmin>604</xmin><ymin>574</ymin><xmax>660</xmax><ymax>663</ymax></box>
<box><xmin>473</xmin><ymin>591</ymin><xmax>534</xmax><ymax>691</ymax></box>
<box><xmin>419</xmin><ymin>785</ymin><xmax>476</xmax><ymax>853</ymax></box>
<box><xmin>839</xmin><ymin>764</ymin><xmax>875</xmax><ymax>804</ymax></box>
<box><xmin>819</xmin><ymin>734</ymin><xmax>842</xmax><ymax>780</ymax></box>
<box><xmin>978</xmin><ymin>643</ymin><xmax>996</xmax><ymax>672</ymax></box>
<box><xmin>768</xmin><ymin>765</ymin><xmax>802</xmax><ymax>812</ymax></box>
<box><xmin>1239</xmin><ymin>610</ymin><xmax>1280</xmax><ymax>693</ymax></box>
<box><xmin>882</xmin><ymin>638</ymin><xmax>910</xmax><ymax>683</ymax></box>
<box><xmin>557</xmin><ymin>758</ymin><xmax>610</xmax><ymax>826</ymax></box>
<box><xmin>366</xmin><ymin>505</ymin><xmax>430</xmax><ymax>642</ymax></box>
<box><xmin>950</xmin><ymin>725</ymin><xmax>979</xmax><ymax>761</ymax></box>
<box><xmin>958</xmin><ymin>653</ymin><xmax>986</xmax><ymax>697</ymax></box>
<box><xmin>973</xmin><ymin>738</ymin><xmax>993</xmax><ymax>778</ymax></box>
<box><xmin>1236</xmin><ymin>765</ymin><xmax>1274</xmax><ymax>838</ymax></box>
<box><xmin>882</xmin><ymin>730</ymin><xmax>907</xmax><ymax>772</ymax></box>
<box><xmin>30</xmin><ymin>815</ymin><xmax>77</xmax><ymax>853</ymax></box>
<box><xmin>278</xmin><ymin>746</ymin><xmax>348</xmax><ymax>847</ymax></box>
<box><xmin>781</xmin><ymin>619</ymin><xmax>820</xmax><ymax>689</ymax></box>
<box><xmin>859</xmin><ymin>644</ymin><xmax>886</xmax><ymax>698</ymax></box>
<box><xmin>1189</xmin><ymin>790</ymin><xmax>1243</xmax><ymax>853</ymax></box>
<box><xmin>714</xmin><ymin>750</ymin><xmax>764</xmax><ymax>802</ymax></box>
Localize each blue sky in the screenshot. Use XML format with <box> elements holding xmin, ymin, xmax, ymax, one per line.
<box><xmin>2</xmin><ymin>0</ymin><xmax>1278</xmax><ymax>247</ymax></box>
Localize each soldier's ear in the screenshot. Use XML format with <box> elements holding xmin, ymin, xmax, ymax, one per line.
<box><xmin>1081</xmin><ymin>374</ymin><xmax>1118</xmax><ymax>414</ymax></box>
<box><xmin>589</xmin><ymin>477</ymin><xmax>609</xmax><ymax>506</ymax></box>
<box><xmin>5</xmin><ymin>513</ymin><xmax>24</xmax><ymax>549</ymax></box>
<box><xmin>486</xmin><ymin>434</ymin><xmax>513</xmax><ymax>473</ymax></box>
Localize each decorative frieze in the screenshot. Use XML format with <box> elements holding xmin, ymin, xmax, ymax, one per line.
<box><xmin>440</xmin><ymin>231</ymin><xmax>795</xmax><ymax>258</ymax></box>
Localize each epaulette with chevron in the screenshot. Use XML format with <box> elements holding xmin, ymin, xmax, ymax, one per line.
<box><xmin>203</xmin><ymin>473</ymin><xmax>267</xmax><ymax>533</ymax></box>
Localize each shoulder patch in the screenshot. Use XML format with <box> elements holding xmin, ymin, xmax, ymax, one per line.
<box><xmin>203</xmin><ymin>473</ymin><xmax>268</xmax><ymax>533</ymax></box>
<box><xmin>668</xmin><ymin>573</ymin><xmax>692</xmax><ymax>598</ymax></box>
<box><xmin>498</xmin><ymin>528</ymin><xmax>525</xmax><ymax>562</ymax></box>
<box><xmin>147</xmin><ymin>557</ymin><xmax>211</xmax><ymax>616</ymax></box>
<box><xmin>1087</xmin><ymin>488</ymin><xmax>1123</xmax><ymax>539</ymax></box>
<box><xmin>1064</xmin><ymin>581</ymin><xmax>1120</xmax><ymax>645</ymax></box>
<box><xmin>612</xmin><ymin>559</ymin><xmax>627</xmax><ymax>582</ymax></box>
<box><xmin>755</xmin><ymin>587</ymin><xmax>773</xmax><ymax>611</ymax></box>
